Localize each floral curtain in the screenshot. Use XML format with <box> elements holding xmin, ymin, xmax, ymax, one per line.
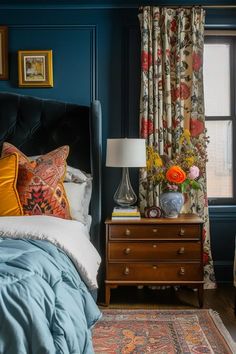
<box><xmin>139</xmin><ymin>6</ymin><xmax>216</xmax><ymax>288</ymax></box>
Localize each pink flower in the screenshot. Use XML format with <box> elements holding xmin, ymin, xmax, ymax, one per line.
<box><xmin>188</xmin><ymin>166</ymin><xmax>199</xmax><ymax>180</ymax></box>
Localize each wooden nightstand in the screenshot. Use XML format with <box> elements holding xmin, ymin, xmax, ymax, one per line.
<box><xmin>105</xmin><ymin>214</ymin><xmax>204</xmax><ymax>307</ymax></box>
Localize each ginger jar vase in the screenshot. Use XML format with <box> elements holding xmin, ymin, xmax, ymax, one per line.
<box><xmin>159</xmin><ymin>192</ymin><xmax>184</xmax><ymax>218</ymax></box>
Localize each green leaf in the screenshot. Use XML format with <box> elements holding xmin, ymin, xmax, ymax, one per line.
<box><xmin>181</xmin><ymin>180</ymin><xmax>189</xmax><ymax>193</ymax></box>
<box><xmin>191</xmin><ymin>180</ymin><xmax>201</xmax><ymax>190</ymax></box>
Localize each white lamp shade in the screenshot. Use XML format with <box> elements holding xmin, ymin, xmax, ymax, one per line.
<box><xmin>106</xmin><ymin>138</ymin><xmax>146</xmax><ymax>167</ymax></box>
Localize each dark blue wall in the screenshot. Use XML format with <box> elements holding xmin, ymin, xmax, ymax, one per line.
<box><xmin>0</xmin><ymin>0</ymin><xmax>236</xmax><ymax>284</ymax></box>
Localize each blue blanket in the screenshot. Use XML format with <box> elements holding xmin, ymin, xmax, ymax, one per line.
<box><xmin>0</xmin><ymin>238</ymin><xmax>101</xmax><ymax>354</ymax></box>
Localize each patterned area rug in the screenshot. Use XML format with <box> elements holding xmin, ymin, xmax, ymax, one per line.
<box><xmin>92</xmin><ymin>309</ymin><xmax>236</xmax><ymax>354</ymax></box>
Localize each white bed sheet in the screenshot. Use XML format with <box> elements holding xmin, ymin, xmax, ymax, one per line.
<box><xmin>0</xmin><ymin>215</ymin><xmax>101</xmax><ymax>289</ymax></box>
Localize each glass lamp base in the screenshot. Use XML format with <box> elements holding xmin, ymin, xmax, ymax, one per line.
<box><xmin>114</xmin><ymin>167</ymin><xmax>137</xmax><ymax>207</ymax></box>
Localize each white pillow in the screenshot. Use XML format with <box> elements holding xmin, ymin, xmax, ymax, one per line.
<box><xmin>64</xmin><ymin>167</ymin><xmax>92</xmax><ymax>225</ymax></box>
<box><xmin>64</xmin><ymin>181</ymin><xmax>92</xmax><ymax>225</ymax></box>
<box><xmin>65</xmin><ymin>165</ymin><xmax>92</xmax><ymax>183</ymax></box>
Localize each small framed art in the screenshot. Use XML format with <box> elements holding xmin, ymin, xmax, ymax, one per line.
<box><xmin>0</xmin><ymin>26</ymin><xmax>8</xmax><ymax>80</ymax></box>
<box><xmin>18</xmin><ymin>50</ymin><xmax>53</xmax><ymax>87</ymax></box>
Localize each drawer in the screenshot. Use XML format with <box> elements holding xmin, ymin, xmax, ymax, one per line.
<box><xmin>109</xmin><ymin>224</ymin><xmax>201</xmax><ymax>240</ymax></box>
<box><xmin>107</xmin><ymin>263</ymin><xmax>203</xmax><ymax>281</ymax></box>
<box><xmin>108</xmin><ymin>241</ymin><xmax>201</xmax><ymax>261</ymax></box>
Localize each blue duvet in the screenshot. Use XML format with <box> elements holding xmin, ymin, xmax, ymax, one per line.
<box><xmin>0</xmin><ymin>238</ymin><xmax>101</xmax><ymax>354</ymax></box>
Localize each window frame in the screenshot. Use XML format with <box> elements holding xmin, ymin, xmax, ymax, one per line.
<box><xmin>204</xmin><ymin>33</ymin><xmax>236</xmax><ymax>205</ymax></box>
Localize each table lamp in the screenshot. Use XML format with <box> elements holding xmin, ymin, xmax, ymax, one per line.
<box><xmin>106</xmin><ymin>138</ymin><xmax>146</xmax><ymax>207</ymax></box>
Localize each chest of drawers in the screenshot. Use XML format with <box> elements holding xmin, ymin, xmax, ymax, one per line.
<box><xmin>105</xmin><ymin>214</ymin><xmax>204</xmax><ymax>306</ymax></box>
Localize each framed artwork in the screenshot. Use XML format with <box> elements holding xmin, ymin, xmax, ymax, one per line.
<box><xmin>0</xmin><ymin>26</ymin><xmax>8</xmax><ymax>80</ymax></box>
<box><xmin>18</xmin><ymin>50</ymin><xmax>53</xmax><ymax>87</ymax></box>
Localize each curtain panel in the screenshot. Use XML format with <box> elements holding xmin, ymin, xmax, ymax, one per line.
<box><xmin>139</xmin><ymin>6</ymin><xmax>215</xmax><ymax>288</ymax></box>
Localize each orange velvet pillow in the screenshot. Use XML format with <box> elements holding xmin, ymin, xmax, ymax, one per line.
<box><xmin>0</xmin><ymin>153</ymin><xmax>23</xmax><ymax>216</ymax></box>
<box><xmin>2</xmin><ymin>143</ymin><xmax>71</xmax><ymax>219</ymax></box>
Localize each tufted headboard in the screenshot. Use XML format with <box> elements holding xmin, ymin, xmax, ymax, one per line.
<box><xmin>0</xmin><ymin>91</ymin><xmax>102</xmax><ymax>254</ymax></box>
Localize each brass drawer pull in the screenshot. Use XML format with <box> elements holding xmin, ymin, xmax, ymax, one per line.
<box><xmin>179</xmin><ymin>228</ymin><xmax>185</xmax><ymax>236</ymax></box>
<box><xmin>179</xmin><ymin>267</ymin><xmax>185</xmax><ymax>276</ymax></box>
<box><xmin>125</xmin><ymin>228</ymin><xmax>131</xmax><ymax>236</ymax></box>
<box><xmin>123</xmin><ymin>267</ymin><xmax>130</xmax><ymax>275</ymax></box>
<box><xmin>153</xmin><ymin>265</ymin><xmax>157</xmax><ymax>270</ymax></box>
<box><xmin>124</xmin><ymin>247</ymin><xmax>131</xmax><ymax>255</ymax></box>
<box><xmin>178</xmin><ymin>247</ymin><xmax>185</xmax><ymax>254</ymax></box>
<box><xmin>152</xmin><ymin>228</ymin><xmax>158</xmax><ymax>233</ymax></box>
<box><xmin>153</xmin><ymin>244</ymin><xmax>157</xmax><ymax>248</ymax></box>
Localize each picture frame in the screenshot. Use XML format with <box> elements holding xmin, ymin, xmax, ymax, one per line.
<box><xmin>0</xmin><ymin>26</ymin><xmax>8</xmax><ymax>80</ymax></box>
<box><xmin>18</xmin><ymin>50</ymin><xmax>53</xmax><ymax>87</ymax></box>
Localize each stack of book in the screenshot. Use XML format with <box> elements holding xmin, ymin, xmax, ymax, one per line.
<box><xmin>111</xmin><ymin>206</ymin><xmax>141</xmax><ymax>220</ymax></box>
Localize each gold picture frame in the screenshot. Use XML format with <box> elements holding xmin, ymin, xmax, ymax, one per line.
<box><xmin>0</xmin><ymin>26</ymin><xmax>8</xmax><ymax>80</ymax></box>
<box><xmin>18</xmin><ymin>50</ymin><xmax>53</xmax><ymax>87</ymax></box>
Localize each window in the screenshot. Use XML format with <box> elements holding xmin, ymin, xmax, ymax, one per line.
<box><xmin>204</xmin><ymin>33</ymin><xmax>236</xmax><ymax>204</ymax></box>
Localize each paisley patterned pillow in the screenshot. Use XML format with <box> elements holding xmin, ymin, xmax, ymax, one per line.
<box><xmin>2</xmin><ymin>142</ymin><xmax>71</xmax><ymax>219</ymax></box>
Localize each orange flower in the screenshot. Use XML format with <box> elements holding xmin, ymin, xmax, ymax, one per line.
<box><xmin>166</xmin><ymin>166</ymin><xmax>186</xmax><ymax>184</ymax></box>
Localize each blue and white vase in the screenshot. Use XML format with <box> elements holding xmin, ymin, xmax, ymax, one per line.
<box><xmin>159</xmin><ymin>192</ymin><xmax>184</xmax><ymax>218</ymax></box>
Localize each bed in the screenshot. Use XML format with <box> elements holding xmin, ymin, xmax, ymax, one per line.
<box><xmin>0</xmin><ymin>92</ymin><xmax>102</xmax><ymax>354</ymax></box>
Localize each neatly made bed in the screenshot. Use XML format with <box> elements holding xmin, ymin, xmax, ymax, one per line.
<box><xmin>0</xmin><ymin>92</ymin><xmax>102</xmax><ymax>353</ymax></box>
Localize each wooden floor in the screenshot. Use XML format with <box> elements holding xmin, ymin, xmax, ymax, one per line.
<box><xmin>99</xmin><ymin>285</ymin><xmax>236</xmax><ymax>341</ymax></box>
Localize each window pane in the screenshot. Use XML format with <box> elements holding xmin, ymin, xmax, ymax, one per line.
<box><xmin>204</xmin><ymin>43</ymin><xmax>230</xmax><ymax>116</ymax></box>
<box><xmin>206</xmin><ymin>120</ymin><xmax>232</xmax><ymax>198</ymax></box>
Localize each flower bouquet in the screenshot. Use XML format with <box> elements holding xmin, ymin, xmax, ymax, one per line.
<box><xmin>146</xmin><ymin>129</ymin><xmax>208</xmax><ymax>217</ymax></box>
<box><xmin>146</xmin><ymin>129</ymin><xmax>206</xmax><ymax>193</ymax></box>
